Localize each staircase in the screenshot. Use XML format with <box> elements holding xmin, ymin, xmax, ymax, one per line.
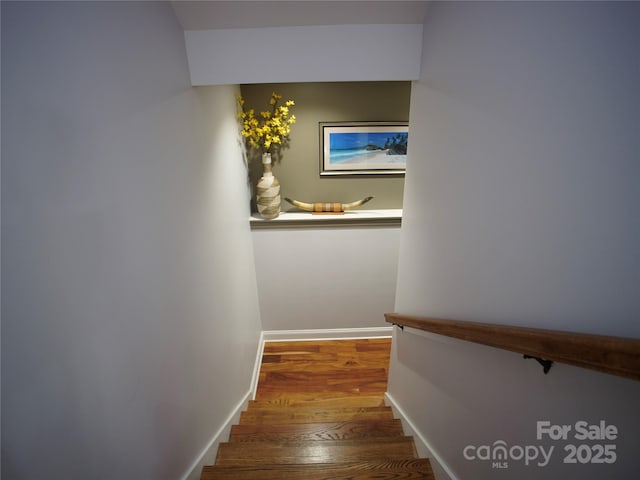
<box><xmin>201</xmin><ymin>339</ymin><xmax>434</xmax><ymax>479</ymax></box>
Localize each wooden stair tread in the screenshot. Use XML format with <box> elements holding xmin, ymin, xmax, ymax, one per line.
<box><xmin>262</xmin><ymin>339</ymin><xmax>391</xmax><ymax>354</ymax></box>
<box><xmin>248</xmin><ymin>395</ymin><xmax>386</xmax><ymax>408</ymax></box>
<box><xmin>240</xmin><ymin>408</ymin><xmax>394</xmax><ymax>424</ymax></box>
<box><xmin>215</xmin><ymin>437</ymin><xmax>417</xmax><ymax>465</ymax></box>
<box><xmin>202</xmin><ymin>459</ymin><xmax>435</xmax><ymax>480</ymax></box>
<box><xmin>230</xmin><ymin>419</ymin><xmax>404</xmax><ymax>442</ymax></box>
<box><xmin>254</xmin><ymin>391</ymin><xmax>386</xmax><ymax>402</ymax></box>
<box><xmin>260</xmin><ymin>358</ymin><xmax>390</xmax><ymax>370</ymax></box>
<box><xmin>243</xmin><ymin>405</ymin><xmax>391</xmax><ymax>414</ymax></box>
<box><xmin>258</xmin><ymin>369</ymin><xmax>388</xmax><ymax>387</ymax></box>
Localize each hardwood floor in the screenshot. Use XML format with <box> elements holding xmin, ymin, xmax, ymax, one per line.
<box><xmin>256</xmin><ymin>339</ymin><xmax>392</xmax><ymax>403</ymax></box>
<box><xmin>201</xmin><ymin>338</ymin><xmax>435</xmax><ymax>479</ymax></box>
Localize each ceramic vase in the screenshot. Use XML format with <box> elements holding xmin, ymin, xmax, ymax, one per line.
<box><xmin>256</xmin><ymin>153</ymin><xmax>281</xmax><ymax>219</ymax></box>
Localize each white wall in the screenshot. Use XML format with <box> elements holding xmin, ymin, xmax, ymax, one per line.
<box><xmin>1</xmin><ymin>2</ymin><xmax>261</xmax><ymax>479</ymax></box>
<box><xmin>184</xmin><ymin>24</ymin><xmax>423</xmax><ymax>85</ymax></box>
<box><xmin>389</xmin><ymin>2</ymin><xmax>640</xmax><ymax>479</ymax></box>
<box><xmin>253</xmin><ymin>226</ymin><xmax>400</xmax><ymax>331</ymax></box>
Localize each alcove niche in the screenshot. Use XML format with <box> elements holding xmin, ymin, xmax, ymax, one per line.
<box><xmin>246</xmin><ymin>82</ymin><xmax>409</xmax><ymax>331</ymax></box>
<box><xmin>181</xmin><ymin>21</ymin><xmax>422</xmax><ymax>226</ymax></box>
<box><xmin>177</xmin><ymin>20</ymin><xmax>422</xmax><ymax>329</ymax></box>
<box><xmin>239</xmin><ymin>81</ymin><xmax>410</xmax><ymax>224</ymax></box>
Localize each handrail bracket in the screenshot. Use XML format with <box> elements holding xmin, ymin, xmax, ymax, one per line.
<box><xmin>523</xmin><ymin>355</ymin><xmax>553</xmax><ymax>374</ymax></box>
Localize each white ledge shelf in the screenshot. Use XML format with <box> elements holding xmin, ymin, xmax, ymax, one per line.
<box><xmin>250</xmin><ymin>209</ymin><xmax>402</xmax><ymax>229</ymax></box>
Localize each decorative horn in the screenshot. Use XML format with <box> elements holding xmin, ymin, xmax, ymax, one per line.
<box><xmin>284</xmin><ymin>198</ymin><xmax>316</xmax><ymax>211</ymax></box>
<box><xmin>341</xmin><ymin>196</ymin><xmax>374</xmax><ymax>210</ymax></box>
<box><xmin>284</xmin><ymin>196</ymin><xmax>374</xmax><ymax>213</ymax></box>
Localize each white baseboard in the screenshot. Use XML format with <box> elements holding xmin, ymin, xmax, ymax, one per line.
<box><xmin>262</xmin><ymin>326</ymin><xmax>393</xmax><ymax>342</ymax></box>
<box><xmin>385</xmin><ymin>392</ymin><xmax>458</xmax><ymax>480</ymax></box>
<box><xmin>181</xmin><ymin>390</ymin><xmax>251</xmax><ymax>480</ymax></box>
<box><xmin>250</xmin><ymin>331</ymin><xmax>265</xmax><ymax>400</ymax></box>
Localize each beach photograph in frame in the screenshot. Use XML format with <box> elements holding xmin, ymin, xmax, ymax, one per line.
<box><xmin>320</xmin><ymin>122</ymin><xmax>408</xmax><ymax>176</ymax></box>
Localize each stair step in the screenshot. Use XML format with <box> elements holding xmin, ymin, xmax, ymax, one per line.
<box><xmin>262</xmin><ymin>339</ymin><xmax>391</xmax><ymax>356</ymax></box>
<box><xmin>230</xmin><ymin>419</ymin><xmax>404</xmax><ymax>442</ymax></box>
<box><xmin>261</xmin><ymin>356</ymin><xmax>390</xmax><ymax>370</ymax></box>
<box><xmin>258</xmin><ymin>367</ymin><xmax>387</xmax><ymax>394</ymax></box>
<box><xmin>240</xmin><ymin>406</ymin><xmax>393</xmax><ymax>424</ymax></box>
<box><xmin>245</xmin><ymin>404</ymin><xmax>391</xmax><ymax>414</ymax></box>
<box><xmin>202</xmin><ymin>459</ymin><xmax>434</xmax><ymax>480</ymax></box>
<box><xmin>249</xmin><ymin>395</ymin><xmax>386</xmax><ymax>409</ymax></box>
<box><xmin>254</xmin><ymin>391</ymin><xmax>385</xmax><ymax>403</ymax></box>
<box><xmin>215</xmin><ymin>437</ymin><xmax>417</xmax><ymax>465</ymax></box>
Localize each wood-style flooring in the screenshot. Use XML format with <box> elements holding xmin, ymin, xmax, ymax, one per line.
<box><xmin>201</xmin><ymin>338</ymin><xmax>434</xmax><ymax>479</ymax></box>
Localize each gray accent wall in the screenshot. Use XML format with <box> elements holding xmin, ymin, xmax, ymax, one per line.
<box><xmin>240</xmin><ymin>82</ymin><xmax>410</xmax><ymax>210</ymax></box>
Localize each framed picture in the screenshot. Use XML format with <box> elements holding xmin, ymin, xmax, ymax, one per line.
<box><xmin>320</xmin><ymin>121</ymin><xmax>408</xmax><ymax>176</ymax></box>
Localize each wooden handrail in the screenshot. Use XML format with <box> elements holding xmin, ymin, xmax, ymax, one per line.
<box><xmin>385</xmin><ymin>313</ymin><xmax>640</xmax><ymax>381</ymax></box>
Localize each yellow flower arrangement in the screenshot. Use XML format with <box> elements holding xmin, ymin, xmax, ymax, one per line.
<box><xmin>236</xmin><ymin>92</ymin><xmax>296</xmax><ymax>154</ymax></box>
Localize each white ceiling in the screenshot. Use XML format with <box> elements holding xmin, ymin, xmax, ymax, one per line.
<box><xmin>171</xmin><ymin>0</ymin><xmax>429</xmax><ymax>30</ymax></box>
